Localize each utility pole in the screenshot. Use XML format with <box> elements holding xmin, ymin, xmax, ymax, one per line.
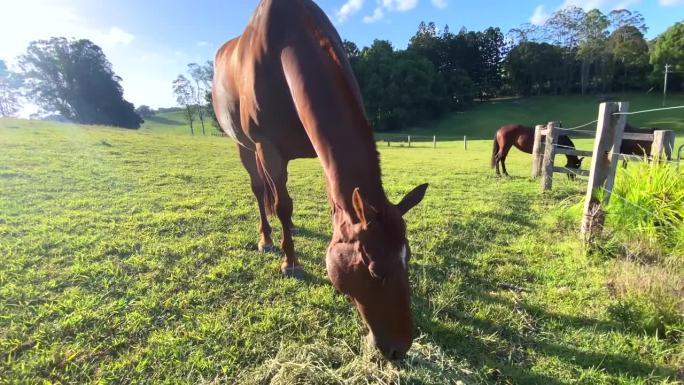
<box><xmin>663</xmin><ymin>64</ymin><xmax>671</xmax><ymax>107</ymax></box>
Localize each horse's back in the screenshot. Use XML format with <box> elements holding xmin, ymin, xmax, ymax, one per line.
<box><xmin>213</xmin><ymin>0</ymin><xmax>357</xmax><ymax>159</ymax></box>
<box><xmin>621</xmin><ymin>124</ymin><xmax>655</xmax><ymax>155</ymax></box>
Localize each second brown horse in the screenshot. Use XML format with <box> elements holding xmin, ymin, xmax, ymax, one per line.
<box><xmin>492</xmin><ymin>124</ymin><xmax>583</xmax><ymax>176</ymax></box>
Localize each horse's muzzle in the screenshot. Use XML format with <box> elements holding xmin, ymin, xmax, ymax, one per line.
<box><xmin>367</xmin><ymin>332</ymin><xmax>410</xmax><ymax>360</ymax></box>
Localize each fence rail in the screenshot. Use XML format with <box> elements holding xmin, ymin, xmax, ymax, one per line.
<box><xmin>555</xmin><ymin>147</ymin><xmax>594</xmax><ymax>158</ymax></box>
<box><xmin>622</xmin><ymin>132</ymin><xmax>654</xmax><ymax>141</ymax></box>
<box><xmin>553</xmin><ymin>166</ymin><xmax>590</xmax><ymax>177</ymax></box>
<box><xmin>375</xmin><ymin>134</ymin><xmax>469</xmax><ymax>149</ymax></box>
<box><xmin>533</xmin><ymin>102</ymin><xmax>677</xmax><ymax>241</ymax></box>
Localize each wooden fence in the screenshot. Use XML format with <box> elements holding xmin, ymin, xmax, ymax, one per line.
<box><xmin>376</xmin><ymin>134</ymin><xmax>469</xmax><ymax>149</ymax></box>
<box><xmin>531</xmin><ymin>102</ymin><xmax>676</xmax><ymax>240</ymax></box>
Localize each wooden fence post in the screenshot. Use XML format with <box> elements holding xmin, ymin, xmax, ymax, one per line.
<box><xmin>581</xmin><ymin>102</ymin><xmax>628</xmax><ymax>240</ymax></box>
<box><xmin>433</xmin><ymin>135</ymin><xmax>437</xmax><ymax>149</ymax></box>
<box><xmin>464</xmin><ymin>136</ymin><xmax>468</xmax><ymax>151</ymax></box>
<box><xmin>408</xmin><ymin>135</ymin><xmax>411</xmax><ymax>148</ymax></box>
<box><xmin>532</xmin><ymin>124</ymin><xmax>545</xmax><ymax>178</ymax></box>
<box><xmin>541</xmin><ymin>122</ymin><xmax>560</xmax><ymax>191</ymax></box>
<box><xmin>651</xmin><ymin>130</ymin><xmax>675</xmax><ymax>161</ymax></box>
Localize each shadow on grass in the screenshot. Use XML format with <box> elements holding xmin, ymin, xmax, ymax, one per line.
<box><xmin>412</xmin><ymin>188</ymin><xmax>678</xmax><ymax>384</ymax></box>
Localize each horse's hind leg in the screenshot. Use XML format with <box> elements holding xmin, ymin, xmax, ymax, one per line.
<box><xmin>500</xmin><ymin>144</ymin><xmax>513</xmax><ymax>177</ymax></box>
<box><xmin>256</xmin><ymin>142</ymin><xmax>302</xmax><ymax>278</ymax></box>
<box><xmin>239</xmin><ymin>146</ymin><xmax>274</xmax><ymax>252</ymax></box>
<box><xmin>494</xmin><ymin>155</ymin><xmax>502</xmax><ymax>177</ymax></box>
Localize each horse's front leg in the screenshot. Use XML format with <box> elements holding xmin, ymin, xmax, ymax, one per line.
<box><xmin>239</xmin><ymin>146</ymin><xmax>274</xmax><ymax>252</ymax></box>
<box><xmin>256</xmin><ymin>143</ymin><xmax>302</xmax><ymax>279</ymax></box>
<box><xmin>275</xmin><ymin>173</ymin><xmax>301</xmax><ymax>278</ymax></box>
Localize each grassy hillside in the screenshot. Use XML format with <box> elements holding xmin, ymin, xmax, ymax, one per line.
<box><xmin>413</xmin><ymin>93</ymin><xmax>684</xmax><ymax>138</ymax></box>
<box><xmin>140</xmin><ymin>110</ymin><xmax>219</xmax><ymax>136</ymax></box>
<box><xmin>144</xmin><ymin>94</ymin><xmax>684</xmax><ymax>141</ymax></box>
<box><xmin>1</xmin><ymin>118</ymin><xmax>681</xmax><ymax>384</ymax></box>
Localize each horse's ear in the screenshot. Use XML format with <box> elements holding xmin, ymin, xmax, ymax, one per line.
<box><xmin>397</xmin><ymin>183</ymin><xmax>428</xmax><ymax>216</ymax></box>
<box><xmin>352</xmin><ymin>188</ymin><xmax>368</xmax><ymax>228</ymax></box>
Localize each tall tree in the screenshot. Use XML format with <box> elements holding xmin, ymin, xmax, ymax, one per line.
<box><xmin>135</xmin><ymin>105</ymin><xmax>154</xmax><ymax>118</ymax></box>
<box><xmin>342</xmin><ymin>40</ymin><xmax>360</xmax><ymax>59</ymax></box>
<box><xmin>576</xmin><ymin>9</ymin><xmax>610</xmax><ymax>93</ymax></box>
<box><xmin>18</xmin><ymin>38</ymin><xmax>142</xmax><ymax>128</ymax></box>
<box><xmin>187</xmin><ymin>61</ymin><xmax>213</xmax><ymax>135</ymax></box>
<box><xmin>651</xmin><ymin>22</ymin><xmax>684</xmax><ymax>70</ymax></box>
<box><xmin>506</xmin><ymin>42</ymin><xmax>563</xmax><ymax>95</ymax></box>
<box><xmin>0</xmin><ymin>60</ymin><xmax>22</xmax><ymax>117</ymax></box>
<box><xmin>478</xmin><ymin>27</ymin><xmax>506</xmax><ymax>99</ymax></box>
<box><xmin>608</xmin><ymin>25</ymin><xmax>649</xmax><ymax>91</ymax></box>
<box><xmin>608</xmin><ymin>9</ymin><xmax>647</xmax><ymax>35</ymax></box>
<box><xmin>172</xmin><ymin>74</ymin><xmax>196</xmax><ymax>135</ymax></box>
<box><xmin>651</xmin><ymin>22</ymin><xmax>684</xmax><ymax>91</ymax></box>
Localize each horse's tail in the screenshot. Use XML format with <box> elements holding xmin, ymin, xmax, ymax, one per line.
<box><xmin>491</xmin><ymin>138</ymin><xmax>500</xmax><ymax>168</ymax></box>
<box><xmin>255</xmin><ymin>152</ymin><xmax>277</xmax><ymax>217</ymax></box>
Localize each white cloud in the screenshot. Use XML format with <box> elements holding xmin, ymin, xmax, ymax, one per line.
<box><xmin>659</xmin><ymin>0</ymin><xmax>684</xmax><ymax>6</ymax></box>
<box><xmin>336</xmin><ymin>0</ymin><xmax>365</xmax><ymax>22</ymax></box>
<box><xmin>196</xmin><ymin>41</ymin><xmax>209</xmax><ymax>47</ymax></box>
<box><xmin>381</xmin><ymin>0</ymin><xmax>419</xmax><ymax>11</ymax></box>
<box><xmin>363</xmin><ymin>7</ymin><xmax>385</xmax><ymax>23</ymax></box>
<box><xmin>432</xmin><ymin>0</ymin><xmax>448</xmax><ymax>9</ymax></box>
<box><xmin>559</xmin><ymin>0</ymin><xmax>641</xmax><ymax>10</ymax></box>
<box><xmin>0</xmin><ymin>0</ymin><xmax>135</xmax><ymax>61</ymax></box>
<box><xmin>360</xmin><ymin>0</ymin><xmax>418</xmax><ymax>23</ymax></box>
<box><xmin>530</xmin><ymin>5</ymin><xmax>550</xmax><ymax>25</ymax></box>
<box><xmin>101</xmin><ymin>27</ymin><xmax>135</xmax><ymax>46</ymax></box>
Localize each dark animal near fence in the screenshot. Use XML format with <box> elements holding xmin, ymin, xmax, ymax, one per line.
<box><xmin>621</xmin><ymin>124</ymin><xmax>656</xmax><ymax>165</ymax></box>
<box><xmin>212</xmin><ymin>0</ymin><xmax>427</xmax><ymax>360</ymax></box>
<box><xmin>492</xmin><ymin>124</ymin><xmax>582</xmax><ymax>176</ymax></box>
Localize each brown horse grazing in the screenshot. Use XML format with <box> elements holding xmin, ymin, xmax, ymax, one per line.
<box><xmin>212</xmin><ymin>0</ymin><xmax>427</xmax><ymax>360</ymax></box>
<box><xmin>491</xmin><ymin>124</ymin><xmax>583</xmax><ymax>177</ymax></box>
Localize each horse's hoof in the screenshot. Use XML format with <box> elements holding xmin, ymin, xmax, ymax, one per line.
<box><xmin>258</xmin><ymin>243</ymin><xmax>275</xmax><ymax>253</ymax></box>
<box><xmin>281</xmin><ymin>265</ymin><xmax>304</xmax><ymax>279</ymax></box>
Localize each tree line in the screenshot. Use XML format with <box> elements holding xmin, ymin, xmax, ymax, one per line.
<box><xmin>344</xmin><ymin>8</ymin><xmax>683</xmax><ymax>131</ymax></box>
<box><xmin>0</xmin><ymin>38</ymin><xmax>142</xmax><ymax>128</ymax></box>
<box><xmin>1</xmin><ymin>7</ymin><xmax>682</xmax><ymax>133</ymax></box>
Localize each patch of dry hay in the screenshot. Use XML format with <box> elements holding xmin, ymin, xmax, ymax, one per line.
<box><xmin>236</xmin><ymin>337</ymin><xmax>476</xmax><ymax>385</ymax></box>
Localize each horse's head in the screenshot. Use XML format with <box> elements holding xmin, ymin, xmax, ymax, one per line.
<box><xmin>326</xmin><ymin>183</ymin><xmax>428</xmax><ymax>360</ymax></box>
<box><xmin>565</xmin><ymin>156</ymin><xmax>584</xmax><ymax>180</ymax></box>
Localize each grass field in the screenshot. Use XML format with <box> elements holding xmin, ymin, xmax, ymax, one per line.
<box><xmin>1</xmin><ymin>98</ymin><xmax>682</xmax><ymax>384</ymax></box>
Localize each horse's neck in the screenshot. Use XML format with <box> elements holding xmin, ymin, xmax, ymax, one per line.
<box><xmin>316</xmin><ymin>123</ymin><xmax>388</xmax><ymax>220</ymax></box>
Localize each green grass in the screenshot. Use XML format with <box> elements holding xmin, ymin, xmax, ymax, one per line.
<box><xmin>140</xmin><ymin>110</ymin><xmax>219</xmax><ymax>136</ymax></box>
<box><xmin>1</xmin><ymin>115</ymin><xmax>682</xmax><ymax>384</ymax></box>
<box><xmin>408</xmin><ymin>93</ymin><xmax>684</xmax><ymax>138</ymax></box>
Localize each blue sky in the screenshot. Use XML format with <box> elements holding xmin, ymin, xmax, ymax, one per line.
<box><xmin>1</xmin><ymin>0</ymin><xmax>682</xmax><ymax>109</ymax></box>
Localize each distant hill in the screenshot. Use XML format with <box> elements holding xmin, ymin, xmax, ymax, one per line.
<box><xmin>406</xmin><ymin>93</ymin><xmax>684</xmax><ymax>139</ymax></box>
<box><xmin>141</xmin><ymin>110</ymin><xmax>220</xmax><ymax>135</ymax></box>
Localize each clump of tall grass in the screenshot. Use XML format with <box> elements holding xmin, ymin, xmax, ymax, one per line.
<box><xmin>604</xmin><ymin>160</ymin><xmax>684</xmax><ymax>263</ymax></box>
<box><xmin>544</xmin><ymin>161</ymin><xmax>684</xmax><ymax>339</ymax></box>
<box><xmin>600</xmin><ymin>162</ymin><xmax>684</xmax><ymax>340</ymax></box>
